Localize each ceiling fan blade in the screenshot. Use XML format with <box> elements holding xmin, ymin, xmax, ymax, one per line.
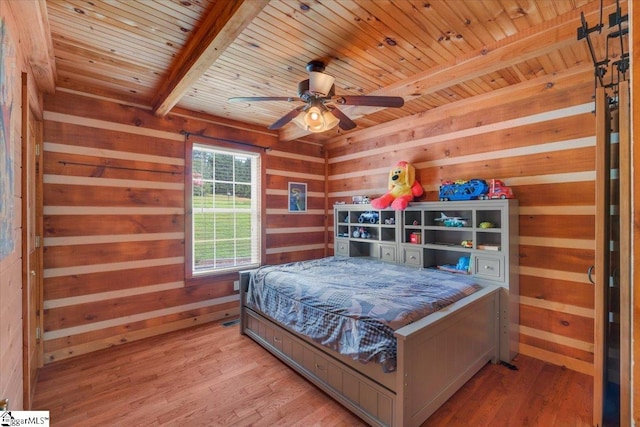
<box><xmin>229</xmin><ymin>96</ymin><xmax>298</xmax><ymax>102</ymax></box>
<box><xmin>328</xmin><ymin>107</ymin><xmax>357</xmax><ymax>131</ymax></box>
<box><xmin>268</xmin><ymin>106</ymin><xmax>306</xmax><ymax>130</ymax></box>
<box><xmin>334</xmin><ymin>96</ymin><xmax>404</xmax><ymax>108</ymax></box>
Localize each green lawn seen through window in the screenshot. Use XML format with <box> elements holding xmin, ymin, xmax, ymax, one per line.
<box><xmin>192</xmin><ymin>194</ymin><xmax>253</xmax><ymax>268</ymax></box>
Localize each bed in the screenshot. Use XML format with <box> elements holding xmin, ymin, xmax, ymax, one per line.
<box><xmin>239</xmin><ymin>256</ymin><xmax>502</xmax><ymax>427</ymax></box>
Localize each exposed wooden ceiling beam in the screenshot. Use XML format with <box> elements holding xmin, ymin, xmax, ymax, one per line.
<box><xmin>279</xmin><ymin>0</ymin><xmax>613</xmax><ymax>142</ymax></box>
<box><xmin>152</xmin><ymin>0</ymin><xmax>268</xmax><ymax>117</ymax></box>
<box><xmin>7</xmin><ymin>0</ymin><xmax>56</xmax><ymax>93</ymax></box>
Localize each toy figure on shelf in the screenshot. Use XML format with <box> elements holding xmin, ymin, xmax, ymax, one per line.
<box><xmin>352</xmin><ymin>227</ymin><xmax>370</xmax><ymax>239</ymax></box>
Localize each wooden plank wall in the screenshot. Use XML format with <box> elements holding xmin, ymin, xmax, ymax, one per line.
<box><xmin>264</xmin><ymin>141</ymin><xmax>327</xmax><ymax>264</ymax></box>
<box><xmin>326</xmin><ymin>65</ymin><xmax>597</xmax><ymax>375</ymax></box>
<box><xmin>632</xmin><ymin>2</ymin><xmax>639</xmax><ymax>423</ymax></box>
<box><xmin>0</xmin><ymin>4</ymin><xmax>33</xmax><ymax>410</ymax></box>
<box><xmin>41</xmin><ymin>91</ymin><xmax>324</xmax><ymax>363</ymax></box>
<box><xmin>0</xmin><ymin>15</ymin><xmax>23</xmax><ymax>409</ymax></box>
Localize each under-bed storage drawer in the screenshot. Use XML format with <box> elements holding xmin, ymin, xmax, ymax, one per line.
<box><xmin>246</xmin><ymin>311</ymin><xmax>284</xmax><ymax>352</ymax></box>
<box><xmin>243</xmin><ymin>309</ymin><xmax>394</xmax><ymax>426</ymax></box>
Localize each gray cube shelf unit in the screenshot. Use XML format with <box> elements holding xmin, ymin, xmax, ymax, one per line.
<box><xmin>334</xmin><ymin>207</ymin><xmax>399</xmax><ymax>262</ymax></box>
<box><xmin>333</xmin><ymin>200</ymin><xmax>519</xmax><ymax>362</ymax></box>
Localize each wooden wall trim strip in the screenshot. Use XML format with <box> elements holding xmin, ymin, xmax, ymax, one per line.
<box><xmin>44</xmin><ymin>256</ymin><xmax>184</xmax><ymax>278</ymax></box>
<box><xmin>519</xmin><ymin>206</ymin><xmax>595</xmax><ymax>215</ymax></box>
<box><xmin>519</xmin><ymin>343</ymin><xmax>593</xmax><ymax>376</ymax></box>
<box><xmin>266</xmin><ymin>189</ymin><xmax>324</xmax><ymax>198</ymax></box>
<box><xmin>44</xmin><ymin>206</ymin><xmax>182</xmax><ymax>215</ymax></box>
<box><xmin>44</xmin><ymin>142</ymin><xmax>185</xmax><ymax>166</ymax></box>
<box><xmin>44</xmin><ymin>174</ymin><xmax>184</xmax><ymax>190</ymax></box>
<box><xmin>265</xmin><ymin>168</ymin><xmax>324</xmax><ymax>181</ymax></box>
<box><xmin>265</xmin><ymin>244</ymin><xmax>325</xmax><ymax>255</ymax></box>
<box><xmin>520</xmin><ymin>267</ymin><xmax>590</xmax><ymax>284</ymax></box>
<box><xmin>507</xmin><ymin>171</ymin><xmax>595</xmax><ymax>185</ymax></box>
<box><xmin>43</xmin><ymin>295</ymin><xmax>239</xmax><ymax>340</ymax></box>
<box><xmin>266</xmin><ymin>209</ymin><xmax>325</xmax><ymax>215</ymax></box>
<box><xmin>44</xmin><ymin>281</ymin><xmax>184</xmax><ymax>309</ymax></box>
<box><xmin>43</xmin><ymin>111</ymin><xmax>184</xmax><ymax>141</ymax></box>
<box><xmin>520</xmin><ymin>296</ymin><xmax>594</xmax><ymax>319</ymax></box>
<box><xmin>519</xmin><ymin>236</ymin><xmax>594</xmax><ymax>250</ymax></box>
<box><xmin>329</xmin><ymin>103</ymin><xmax>593</xmax><ymax>164</ymax></box>
<box><xmin>266</xmin><ymin>227</ymin><xmax>324</xmax><ymax>234</ymax></box>
<box><xmin>44</xmin><ymin>232</ymin><xmax>185</xmax><ymax>246</ymax></box>
<box><xmin>519</xmin><ymin>325</ymin><xmax>594</xmax><ymax>353</ymax></box>
<box><xmin>267</xmin><ymin>149</ymin><xmax>325</xmax><ymax>164</ymax></box>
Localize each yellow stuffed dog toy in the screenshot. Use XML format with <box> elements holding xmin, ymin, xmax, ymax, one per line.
<box><xmin>371</xmin><ymin>161</ymin><xmax>423</xmax><ymax>210</ymax></box>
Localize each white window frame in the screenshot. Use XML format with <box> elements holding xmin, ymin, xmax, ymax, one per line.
<box><xmin>188</xmin><ymin>142</ymin><xmax>261</xmax><ymax>277</ymax></box>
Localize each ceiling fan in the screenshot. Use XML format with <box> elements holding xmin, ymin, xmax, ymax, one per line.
<box><xmin>228</xmin><ymin>61</ymin><xmax>404</xmax><ymax>133</ymax></box>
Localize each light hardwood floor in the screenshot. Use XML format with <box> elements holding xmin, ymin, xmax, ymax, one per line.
<box><xmin>33</xmin><ymin>319</ymin><xmax>593</xmax><ymax>426</ymax></box>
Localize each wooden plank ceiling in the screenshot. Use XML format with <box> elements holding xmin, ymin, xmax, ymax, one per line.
<box><xmin>39</xmin><ymin>0</ymin><xmax>624</xmax><ymax>142</ymax></box>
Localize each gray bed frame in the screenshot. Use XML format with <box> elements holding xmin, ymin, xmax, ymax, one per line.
<box><xmin>239</xmin><ymin>269</ymin><xmax>502</xmax><ymax>427</ymax></box>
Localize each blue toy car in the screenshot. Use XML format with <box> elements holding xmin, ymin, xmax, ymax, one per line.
<box><xmin>358</xmin><ymin>211</ymin><xmax>379</xmax><ymax>224</ymax></box>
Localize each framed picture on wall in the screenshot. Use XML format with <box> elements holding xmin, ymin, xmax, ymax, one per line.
<box><xmin>288</xmin><ymin>182</ymin><xmax>307</xmax><ymax>212</ymax></box>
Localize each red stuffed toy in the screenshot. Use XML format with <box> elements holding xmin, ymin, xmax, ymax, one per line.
<box><xmin>371</xmin><ymin>161</ymin><xmax>423</xmax><ymax>210</ymax></box>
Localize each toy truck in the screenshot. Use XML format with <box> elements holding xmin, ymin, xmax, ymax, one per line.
<box><xmin>439</xmin><ymin>179</ymin><xmax>488</xmax><ymax>201</ymax></box>
<box><xmin>480</xmin><ymin>179</ymin><xmax>514</xmax><ymax>199</ymax></box>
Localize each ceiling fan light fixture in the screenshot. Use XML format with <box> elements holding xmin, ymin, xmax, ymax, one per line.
<box><xmin>292</xmin><ymin>105</ymin><xmax>339</xmax><ymax>133</ymax></box>
<box><xmin>309</xmin><ymin>71</ymin><xmax>335</xmax><ymax>96</ymax></box>
<box><xmin>304</xmin><ymin>105</ymin><xmax>325</xmax><ymax>132</ymax></box>
<box><xmin>321</xmin><ymin>109</ymin><xmax>340</xmax><ymax>130</ymax></box>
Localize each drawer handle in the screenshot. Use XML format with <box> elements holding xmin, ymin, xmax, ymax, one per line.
<box><xmin>410</xmin><ymin>255</ymin><xmax>416</xmax><ymax>260</ymax></box>
<box><xmin>315</xmin><ymin>363</ymin><xmax>326</xmax><ymax>371</ymax></box>
<box><xmin>587</xmin><ymin>265</ymin><xmax>595</xmax><ymax>284</ymax></box>
<box><xmin>484</xmin><ymin>265</ymin><xmax>494</xmax><ymax>270</ymax></box>
<box><xmin>273</xmin><ymin>337</ymin><xmax>282</xmax><ymax>343</ymax></box>
<box><xmin>385</xmin><ymin>252</ymin><xmax>390</xmax><ymax>256</ymax></box>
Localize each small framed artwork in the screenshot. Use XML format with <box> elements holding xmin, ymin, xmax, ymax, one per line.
<box><xmin>288</xmin><ymin>182</ymin><xmax>307</xmax><ymax>212</ymax></box>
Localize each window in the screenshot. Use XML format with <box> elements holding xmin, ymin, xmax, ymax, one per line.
<box><xmin>190</xmin><ymin>143</ymin><xmax>261</xmax><ymax>275</ymax></box>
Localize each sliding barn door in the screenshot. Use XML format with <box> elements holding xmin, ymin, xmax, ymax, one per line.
<box><xmin>593</xmin><ymin>81</ymin><xmax>631</xmax><ymax>426</ymax></box>
<box><xmin>593</xmin><ymin>86</ymin><xmax>610</xmax><ymax>427</ymax></box>
<box><xmin>616</xmin><ymin>81</ymin><xmax>631</xmax><ymax>426</ymax></box>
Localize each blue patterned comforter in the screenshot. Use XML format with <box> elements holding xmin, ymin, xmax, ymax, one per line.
<box><xmin>246</xmin><ymin>256</ymin><xmax>481</xmax><ymax>372</ymax></box>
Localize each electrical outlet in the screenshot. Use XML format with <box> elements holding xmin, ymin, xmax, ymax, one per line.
<box><xmin>233</xmin><ymin>280</ymin><xmax>240</xmax><ymax>291</ymax></box>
